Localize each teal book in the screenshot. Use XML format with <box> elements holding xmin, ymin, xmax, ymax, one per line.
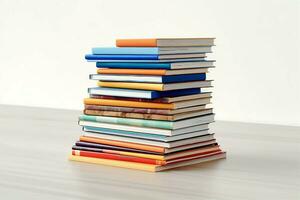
<box><xmin>79</xmin><ymin>114</ymin><xmax>214</xmax><ymax>130</ymax></box>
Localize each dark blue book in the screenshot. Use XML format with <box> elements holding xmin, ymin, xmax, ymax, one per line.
<box><xmin>89</xmin><ymin>73</ymin><xmax>206</xmax><ymax>83</ymax></box>
<box><xmin>88</xmin><ymin>87</ymin><xmax>201</xmax><ymax>99</ymax></box>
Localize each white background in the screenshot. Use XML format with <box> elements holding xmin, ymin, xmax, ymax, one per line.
<box><xmin>0</xmin><ymin>0</ymin><xmax>299</xmax><ymax>126</ymax></box>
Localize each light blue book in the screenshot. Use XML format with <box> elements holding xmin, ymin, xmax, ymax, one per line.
<box><xmin>92</xmin><ymin>46</ymin><xmax>212</xmax><ymax>55</ymax></box>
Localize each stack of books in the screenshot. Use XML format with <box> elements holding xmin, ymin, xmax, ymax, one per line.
<box><xmin>69</xmin><ymin>38</ymin><xmax>226</xmax><ymax>172</ymax></box>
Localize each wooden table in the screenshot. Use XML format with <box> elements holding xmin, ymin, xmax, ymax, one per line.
<box><xmin>0</xmin><ymin>105</ymin><xmax>299</xmax><ymax>200</ymax></box>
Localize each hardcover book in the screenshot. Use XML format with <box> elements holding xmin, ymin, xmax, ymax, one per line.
<box><xmin>96</xmin><ymin>61</ymin><xmax>214</xmax><ymax>68</ymax></box>
<box><xmin>116</xmin><ymin>38</ymin><xmax>215</xmax><ymax>47</ymax></box>
<box><xmin>92</xmin><ymin>46</ymin><xmax>212</xmax><ymax>55</ymax></box>
<box><xmin>97</xmin><ymin>68</ymin><xmax>210</xmax><ymax>75</ymax></box>
<box><xmin>90</xmin><ymin>73</ymin><xmax>206</xmax><ymax>83</ymax></box>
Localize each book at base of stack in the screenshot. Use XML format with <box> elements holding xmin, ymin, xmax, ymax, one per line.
<box><xmin>69</xmin><ymin>37</ymin><xmax>226</xmax><ymax>172</ymax></box>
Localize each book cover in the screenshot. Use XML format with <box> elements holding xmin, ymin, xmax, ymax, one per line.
<box><xmin>86</xmin><ymin>54</ymin><xmax>159</xmax><ymax>60</ymax></box>
<box><xmin>90</xmin><ymin>73</ymin><xmax>206</xmax><ymax>83</ymax></box>
<box><xmin>90</xmin><ymin>57</ymin><xmax>205</xmax><ymax>63</ymax></box>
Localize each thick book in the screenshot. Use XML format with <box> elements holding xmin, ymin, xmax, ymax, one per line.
<box><xmin>84</xmin><ymin>98</ymin><xmax>211</xmax><ymax>110</ymax></box>
<box><xmin>116</xmin><ymin>38</ymin><xmax>215</xmax><ymax>47</ymax></box>
<box><xmin>73</xmin><ymin>142</ymin><xmax>220</xmax><ymax>160</ymax></box>
<box><xmin>69</xmin><ymin>152</ymin><xmax>226</xmax><ymax>172</ymax></box>
<box><xmin>85</xmin><ymin>53</ymin><xmax>206</xmax><ymax>61</ymax></box>
<box><xmin>89</xmin><ymin>92</ymin><xmax>212</xmax><ymax>103</ymax></box>
<box><xmin>84</xmin><ymin>105</ymin><xmax>207</xmax><ymax>115</ymax></box>
<box><xmin>97</xmin><ymin>80</ymin><xmax>212</xmax><ymax>91</ymax></box>
<box><xmin>83</xmin><ymin>127</ymin><xmax>210</xmax><ymax>142</ymax></box>
<box><xmin>80</xmin><ymin>136</ymin><xmax>217</xmax><ymax>154</ymax></box>
<box><xmin>96</xmin><ymin>61</ymin><xmax>215</xmax><ymax>69</ymax></box>
<box><xmin>79</xmin><ymin>114</ymin><xmax>214</xmax><ymax>130</ymax></box>
<box><xmin>90</xmin><ymin>73</ymin><xmax>206</xmax><ymax>83</ymax></box>
<box><xmin>97</xmin><ymin>68</ymin><xmax>210</xmax><ymax>76</ymax></box>
<box><xmin>92</xmin><ymin>46</ymin><xmax>212</xmax><ymax>55</ymax></box>
<box><xmin>79</xmin><ymin>121</ymin><xmax>211</xmax><ymax>136</ymax></box>
<box><xmin>80</xmin><ymin>132</ymin><xmax>215</xmax><ymax>148</ymax></box>
<box><xmin>88</xmin><ymin>87</ymin><xmax>201</xmax><ymax>99</ymax></box>
<box><xmin>84</xmin><ymin>108</ymin><xmax>213</xmax><ymax>121</ymax></box>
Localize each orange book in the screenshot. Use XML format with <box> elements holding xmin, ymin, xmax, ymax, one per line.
<box><xmin>80</xmin><ymin>136</ymin><xmax>165</xmax><ymax>153</ymax></box>
<box><xmin>84</xmin><ymin>98</ymin><xmax>174</xmax><ymax>109</ymax></box>
<box><xmin>116</xmin><ymin>38</ymin><xmax>157</xmax><ymax>47</ymax></box>
<box><xmin>116</xmin><ymin>38</ymin><xmax>215</xmax><ymax>47</ymax></box>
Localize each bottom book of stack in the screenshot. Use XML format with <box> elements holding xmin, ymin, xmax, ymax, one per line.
<box><xmin>69</xmin><ymin>131</ymin><xmax>226</xmax><ymax>172</ymax></box>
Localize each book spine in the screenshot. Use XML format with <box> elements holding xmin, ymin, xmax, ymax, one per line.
<box><xmin>72</xmin><ymin>150</ymin><xmax>165</xmax><ymax>165</ymax></box>
<box><xmin>84</xmin><ymin>109</ymin><xmax>173</xmax><ymax>121</ymax></box>
<box><xmin>84</xmin><ymin>105</ymin><xmax>172</xmax><ymax>114</ymax></box>
<box><xmin>69</xmin><ymin>155</ymin><xmax>157</xmax><ymax>172</ymax></box>
<box><xmin>84</xmin><ymin>98</ymin><xmax>174</xmax><ymax>109</ymax></box>
<box><xmin>97</xmin><ymin>68</ymin><xmax>167</xmax><ymax>75</ymax></box>
<box><xmin>79</xmin><ymin>114</ymin><xmax>172</xmax><ymax>129</ymax></box>
<box><xmin>116</xmin><ymin>39</ymin><xmax>157</xmax><ymax>47</ymax></box>
<box><xmin>98</xmin><ymin>81</ymin><xmax>163</xmax><ymax>91</ymax></box>
<box><xmin>80</xmin><ymin>136</ymin><xmax>165</xmax><ymax>153</ymax></box>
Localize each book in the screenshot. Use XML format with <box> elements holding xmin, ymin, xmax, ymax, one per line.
<box><xmin>83</xmin><ymin>126</ymin><xmax>210</xmax><ymax>142</ymax></box>
<box><xmin>81</xmin><ymin>132</ymin><xmax>215</xmax><ymax>148</ymax></box>
<box><xmin>69</xmin><ymin>152</ymin><xmax>226</xmax><ymax>172</ymax></box>
<box><xmin>74</xmin><ymin>141</ymin><xmax>158</xmax><ymax>154</ymax></box>
<box><xmin>97</xmin><ymin>80</ymin><xmax>212</xmax><ymax>91</ymax></box>
<box><xmin>96</xmin><ymin>61</ymin><xmax>215</xmax><ymax>69</ymax></box>
<box><xmin>84</xmin><ymin>98</ymin><xmax>211</xmax><ymax>110</ymax></box>
<box><xmin>92</xmin><ymin>46</ymin><xmax>212</xmax><ymax>55</ymax></box>
<box><xmin>97</xmin><ymin>68</ymin><xmax>210</xmax><ymax>76</ymax></box>
<box><xmin>116</xmin><ymin>38</ymin><xmax>215</xmax><ymax>47</ymax></box>
<box><xmin>90</xmin><ymin>73</ymin><xmax>206</xmax><ymax>83</ymax></box>
<box><xmin>79</xmin><ymin>114</ymin><xmax>214</xmax><ymax>130</ymax></box>
<box><xmin>84</xmin><ymin>108</ymin><xmax>213</xmax><ymax>121</ymax></box>
<box><xmin>80</xmin><ymin>136</ymin><xmax>217</xmax><ymax>154</ymax></box>
<box><xmin>84</xmin><ymin>105</ymin><xmax>207</xmax><ymax>115</ymax></box>
<box><xmin>79</xmin><ymin>121</ymin><xmax>211</xmax><ymax>136</ymax></box>
<box><xmin>72</xmin><ymin>150</ymin><xmax>165</xmax><ymax>165</ymax></box>
<box><xmin>73</xmin><ymin>142</ymin><xmax>220</xmax><ymax>160</ymax></box>
<box><xmin>85</xmin><ymin>53</ymin><xmax>206</xmax><ymax>61</ymax></box>
<box><xmin>89</xmin><ymin>58</ymin><xmax>207</xmax><ymax>63</ymax></box>
<box><xmin>89</xmin><ymin>92</ymin><xmax>212</xmax><ymax>103</ymax></box>
<box><xmin>72</xmin><ymin>148</ymin><xmax>222</xmax><ymax>165</ymax></box>
<box><xmin>88</xmin><ymin>87</ymin><xmax>201</xmax><ymax>99</ymax></box>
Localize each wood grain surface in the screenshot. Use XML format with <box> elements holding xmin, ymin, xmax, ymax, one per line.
<box><xmin>0</xmin><ymin>105</ymin><xmax>299</xmax><ymax>200</ymax></box>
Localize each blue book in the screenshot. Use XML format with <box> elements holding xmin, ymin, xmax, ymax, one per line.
<box><xmin>92</xmin><ymin>47</ymin><xmax>212</xmax><ymax>55</ymax></box>
<box><xmin>96</xmin><ymin>60</ymin><xmax>215</xmax><ymax>69</ymax></box>
<box><xmin>90</xmin><ymin>73</ymin><xmax>206</xmax><ymax>83</ymax></box>
<box><xmin>88</xmin><ymin>87</ymin><xmax>201</xmax><ymax>99</ymax></box>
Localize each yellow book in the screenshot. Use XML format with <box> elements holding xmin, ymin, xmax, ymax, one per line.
<box><xmin>98</xmin><ymin>80</ymin><xmax>212</xmax><ymax>91</ymax></box>
<box><xmin>98</xmin><ymin>81</ymin><xmax>163</xmax><ymax>91</ymax></box>
<box><xmin>69</xmin><ymin>152</ymin><xmax>226</xmax><ymax>172</ymax></box>
<box><xmin>84</xmin><ymin>98</ymin><xmax>174</xmax><ymax>109</ymax></box>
